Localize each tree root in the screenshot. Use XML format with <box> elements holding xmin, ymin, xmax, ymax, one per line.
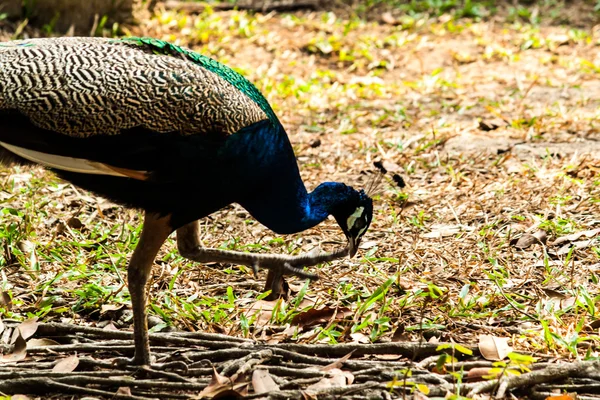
<box><xmin>1</xmin><ymin>322</ymin><xmax>599</xmax><ymax>399</ymax></box>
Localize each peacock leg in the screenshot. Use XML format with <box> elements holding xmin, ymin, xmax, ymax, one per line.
<box><xmin>128</xmin><ymin>212</ymin><xmax>173</xmax><ymax>365</ymax></box>
<box><xmin>177</xmin><ymin>220</ymin><xmax>349</xmax><ymax>296</ymax></box>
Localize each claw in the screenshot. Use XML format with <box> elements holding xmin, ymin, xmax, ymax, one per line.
<box><xmin>282</xmin><ymin>262</ymin><xmax>319</xmax><ymax>280</ymax></box>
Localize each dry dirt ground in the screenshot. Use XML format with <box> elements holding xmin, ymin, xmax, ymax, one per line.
<box><xmin>0</xmin><ymin>2</ymin><xmax>599</xmax><ymax>399</ymax></box>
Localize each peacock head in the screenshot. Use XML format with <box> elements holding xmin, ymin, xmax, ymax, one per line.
<box><xmin>332</xmin><ymin>188</ymin><xmax>373</xmax><ymax>258</ymax></box>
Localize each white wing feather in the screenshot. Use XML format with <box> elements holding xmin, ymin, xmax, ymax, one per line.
<box><xmin>0</xmin><ymin>141</ymin><xmax>127</xmax><ymax>177</ymax></box>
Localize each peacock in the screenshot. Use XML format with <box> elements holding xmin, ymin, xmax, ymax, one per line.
<box><xmin>0</xmin><ymin>36</ymin><xmax>374</xmax><ymax>365</ymax></box>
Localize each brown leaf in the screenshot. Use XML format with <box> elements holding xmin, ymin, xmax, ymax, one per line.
<box><xmin>291</xmin><ymin>306</ymin><xmax>352</xmax><ymax>327</ymax></box>
<box><xmin>478</xmin><ymin>118</ymin><xmax>505</xmax><ymax>131</ymax></box>
<box><xmin>466</xmin><ymin>367</ymin><xmax>499</xmax><ymax>382</ymax></box>
<box><xmin>551</xmin><ymin>228</ymin><xmax>600</xmax><ymax>246</ymax></box>
<box><xmin>350</xmin><ymin>332</ymin><xmax>370</xmax><ymax>344</ymax></box>
<box><xmin>66</xmin><ymin>217</ymin><xmax>83</xmax><ymax>229</ymax></box>
<box><xmin>478</xmin><ymin>335</ymin><xmax>513</xmax><ymax>361</ymax></box>
<box><xmin>0</xmin><ymin>291</ymin><xmax>11</xmax><ymax>310</ymax></box>
<box><xmin>557</xmin><ymin>239</ymin><xmax>597</xmax><ymax>255</ymax></box>
<box><xmin>15</xmin><ymin>318</ymin><xmax>39</xmax><ymax>341</ymax></box>
<box><xmin>196</xmin><ymin>367</ymin><xmax>236</xmax><ymax>399</ymax></box>
<box><xmin>116</xmin><ymin>387</ymin><xmax>132</xmax><ymax>395</ymax></box>
<box><xmin>322</xmin><ymin>351</ymin><xmax>355</xmax><ymax>371</ymax></box>
<box><xmin>381</xmin><ymin>12</ymin><xmax>397</xmax><ymax>25</ymax></box>
<box><xmin>52</xmin><ymin>354</ymin><xmax>79</xmax><ymax>373</ymax></box>
<box><xmin>27</xmin><ymin>338</ymin><xmax>60</xmax><ymax>349</ymax></box>
<box><xmin>0</xmin><ymin>331</ymin><xmax>27</xmax><ymax>363</ymax></box>
<box><xmin>512</xmin><ymin>230</ymin><xmax>547</xmax><ymax>249</ymax></box>
<box><xmin>242</xmin><ymin>299</ymin><xmax>284</xmax><ymax>326</ymax></box>
<box><xmin>306</xmin><ymin>368</ymin><xmax>353</xmax><ymax>393</ymax></box>
<box><xmin>252</xmin><ymin>369</ymin><xmax>279</xmax><ymax>394</ymax></box>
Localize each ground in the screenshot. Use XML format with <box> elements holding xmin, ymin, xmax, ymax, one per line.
<box><xmin>0</xmin><ymin>1</ymin><xmax>599</xmax><ymax>399</ymax></box>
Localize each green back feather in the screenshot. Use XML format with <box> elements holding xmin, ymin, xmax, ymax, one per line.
<box><xmin>114</xmin><ymin>37</ymin><xmax>277</xmax><ymax>123</ymax></box>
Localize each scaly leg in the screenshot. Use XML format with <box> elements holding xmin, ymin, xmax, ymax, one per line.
<box><xmin>128</xmin><ymin>212</ymin><xmax>173</xmax><ymax>365</ymax></box>
<box><xmin>176</xmin><ymin>220</ymin><xmax>349</xmax><ymax>296</ymax></box>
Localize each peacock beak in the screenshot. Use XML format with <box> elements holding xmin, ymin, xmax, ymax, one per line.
<box><xmin>348</xmin><ymin>236</ymin><xmax>360</xmax><ymax>258</ymax></box>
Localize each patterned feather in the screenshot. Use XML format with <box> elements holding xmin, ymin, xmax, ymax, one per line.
<box><xmin>0</xmin><ymin>37</ymin><xmax>271</xmax><ymax>138</ymax></box>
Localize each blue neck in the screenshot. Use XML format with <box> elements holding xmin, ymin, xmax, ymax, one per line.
<box><xmin>242</xmin><ymin>182</ymin><xmax>350</xmax><ymax>235</ymax></box>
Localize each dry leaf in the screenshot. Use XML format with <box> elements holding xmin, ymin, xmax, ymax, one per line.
<box><xmin>100</xmin><ymin>304</ymin><xmax>124</xmax><ymax>314</ymax></box>
<box><xmin>466</xmin><ymin>367</ymin><xmax>499</xmax><ymax>381</ymax></box>
<box><xmin>545</xmin><ymin>395</ymin><xmax>576</xmax><ymax>400</ymax></box>
<box><xmin>15</xmin><ymin>318</ymin><xmax>39</xmax><ymax>341</ymax></box>
<box><xmin>291</xmin><ymin>306</ymin><xmax>352</xmax><ymax>327</ymax></box>
<box><xmin>381</xmin><ymin>12</ymin><xmax>397</xmax><ymax>25</ymax></box>
<box><xmin>478</xmin><ymin>118</ymin><xmax>505</xmax><ymax>131</ymax></box>
<box><xmin>306</xmin><ymin>368</ymin><xmax>353</xmax><ymax>393</ymax></box>
<box><xmin>551</xmin><ymin>228</ymin><xmax>600</xmax><ymax>246</ymax></box>
<box><xmin>478</xmin><ymin>335</ymin><xmax>513</xmax><ymax>361</ymax></box>
<box><xmin>251</xmin><ymin>369</ymin><xmax>279</xmax><ymax>394</ymax></box>
<box><xmin>52</xmin><ymin>355</ymin><xmax>79</xmax><ymax>373</ymax></box>
<box><xmin>116</xmin><ymin>387</ymin><xmax>132</xmax><ymax>396</ymax></box>
<box><xmin>195</xmin><ymin>367</ymin><xmax>248</xmax><ymax>399</ymax></box>
<box><xmin>422</xmin><ymin>224</ymin><xmax>470</xmax><ymax>239</ymax></box>
<box><xmin>242</xmin><ymin>299</ymin><xmax>284</xmax><ymax>326</ymax></box>
<box><xmin>0</xmin><ymin>331</ymin><xmax>27</xmax><ymax>363</ymax></box>
<box><xmin>374</xmin><ymin>354</ymin><xmax>402</xmax><ymax>361</ymax></box>
<box><xmin>10</xmin><ymin>395</ymin><xmax>30</xmax><ymax>400</ymax></box>
<box><xmin>322</xmin><ymin>351</ymin><xmax>354</xmax><ymax>371</ymax></box>
<box><xmin>557</xmin><ymin>239</ymin><xmax>597</xmax><ymax>255</ymax></box>
<box><xmin>512</xmin><ymin>230</ymin><xmax>548</xmax><ymax>249</ymax></box>
<box><xmin>350</xmin><ymin>332</ymin><xmax>370</xmax><ymax>344</ymax></box>
<box><xmin>0</xmin><ymin>291</ymin><xmax>12</xmax><ymax>310</ymax></box>
<box><xmin>27</xmin><ymin>338</ymin><xmax>60</xmax><ymax>349</ymax></box>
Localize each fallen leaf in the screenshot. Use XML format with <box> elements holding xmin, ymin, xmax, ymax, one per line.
<box><xmin>374</xmin><ymin>354</ymin><xmax>402</xmax><ymax>361</ymax></box>
<box><xmin>27</xmin><ymin>338</ymin><xmax>60</xmax><ymax>349</ymax></box>
<box><xmin>0</xmin><ymin>331</ymin><xmax>27</xmax><ymax>363</ymax></box>
<box><xmin>478</xmin><ymin>118</ymin><xmax>505</xmax><ymax>131</ymax></box>
<box><xmin>551</xmin><ymin>228</ymin><xmax>600</xmax><ymax>246</ymax></box>
<box><xmin>381</xmin><ymin>12</ymin><xmax>397</xmax><ymax>25</ymax></box>
<box><xmin>101</xmin><ymin>304</ymin><xmax>124</xmax><ymax>314</ymax></box>
<box><xmin>252</xmin><ymin>369</ymin><xmax>279</xmax><ymax>394</ymax></box>
<box><xmin>291</xmin><ymin>306</ymin><xmax>352</xmax><ymax>327</ymax></box>
<box><xmin>306</xmin><ymin>368</ymin><xmax>354</xmax><ymax>393</ymax></box>
<box><xmin>242</xmin><ymin>299</ymin><xmax>284</xmax><ymax>326</ymax></box>
<box><xmin>195</xmin><ymin>367</ymin><xmax>247</xmax><ymax>399</ymax></box>
<box><xmin>466</xmin><ymin>367</ymin><xmax>499</xmax><ymax>382</ymax></box>
<box><xmin>322</xmin><ymin>351</ymin><xmax>355</xmax><ymax>371</ymax></box>
<box><xmin>116</xmin><ymin>387</ymin><xmax>132</xmax><ymax>396</ymax></box>
<box><xmin>0</xmin><ymin>291</ymin><xmax>12</xmax><ymax>310</ymax></box>
<box><xmin>478</xmin><ymin>335</ymin><xmax>513</xmax><ymax>361</ymax></box>
<box><xmin>422</xmin><ymin>224</ymin><xmax>471</xmax><ymax>239</ymax></box>
<box><xmin>102</xmin><ymin>322</ymin><xmax>120</xmax><ymax>331</ymax></box>
<box><xmin>15</xmin><ymin>318</ymin><xmax>39</xmax><ymax>341</ymax></box>
<box><xmin>545</xmin><ymin>395</ymin><xmax>576</xmax><ymax>400</ymax></box>
<box><xmin>511</xmin><ymin>230</ymin><xmax>548</xmax><ymax>249</ymax></box>
<box><xmin>350</xmin><ymin>332</ymin><xmax>370</xmax><ymax>344</ymax></box>
<box><xmin>557</xmin><ymin>239</ymin><xmax>597</xmax><ymax>255</ymax></box>
<box><xmin>52</xmin><ymin>354</ymin><xmax>79</xmax><ymax>373</ymax></box>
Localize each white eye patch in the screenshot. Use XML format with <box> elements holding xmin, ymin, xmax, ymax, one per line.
<box><xmin>346</xmin><ymin>206</ymin><xmax>364</xmax><ymax>230</ymax></box>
